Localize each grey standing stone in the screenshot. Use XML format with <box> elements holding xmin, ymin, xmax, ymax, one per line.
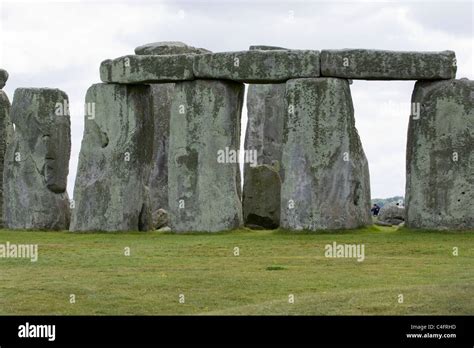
<box><xmin>406</xmin><ymin>79</ymin><xmax>474</xmax><ymax>230</ymax></box>
<box><xmin>168</xmin><ymin>79</ymin><xmax>244</xmax><ymax>232</ymax></box>
<box><xmin>148</xmin><ymin>84</ymin><xmax>174</xmax><ymax>228</ymax></box>
<box><xmin>0</xmin><ymin>69</ymin><xmax>8</xmax><ymax>89</ymax></box>
<box><xmin>100</xmin><ymin>55</ymin><xmax>194</xmax><ymax>84</ymax></box>
<box><xmin>281</xmin><ymin>78</ymin><xmax>371</xmax><ymax>230</ymax></box>
<box><xmin>193</xmin><ymin>50</ymin><xmax>320</xmax><ymax>83</ymax></box>
<box><xmin>3</xmin><ymin>88</ymin><xmax>71</xmax><ymax>230</ymax></box>
<box><xmin>321</xmin><ymin>49</ymin><xmax>456</xmax><ymax>80</ymax></box>
<box><xmin>135</xmin><ymin>41</ymin><xmax>211</xmax><ymax>55</ymax></box>
<box><xmin>70</xmin><ymin>83</ymin><xmax>154</xmax><ymax>232</ymax></box>
<box><xmin>0</xmin><ymin>90</ymin><xmax>11</xmax><ymax>227</ymax></box>
<box><xmin>243</xmin><ymin>83</ymin><xmax>286</xmax><ymax>229</ymax></box>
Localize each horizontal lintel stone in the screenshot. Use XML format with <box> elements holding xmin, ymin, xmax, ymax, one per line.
<box><xmin>100</xmin><ymin>54</ymin><xmax>195</xmax><ymax>83</ymax></box>
<box><xmin>320</xmin><ymin>49</ymin><xmax>456</xmax><ymax>80</ymax></box>
<box><xmin>193</xmin><ymin>50</ymin><xmax>320</xmax><ymax>83</ymax></box>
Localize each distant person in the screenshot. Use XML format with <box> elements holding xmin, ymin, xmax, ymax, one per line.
<box><xmin>371</xmin><ymin>204</ymin><xmax>380</xmax><ymax>216</ymax></box>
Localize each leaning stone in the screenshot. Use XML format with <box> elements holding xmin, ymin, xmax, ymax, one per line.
<box><xmin>168</xmin><ymin>80</ymin><xmax>244</xmax><ymax>232</ymax></box>
<box><xmin>157</xmin><ymin>226</ymin><xmax>171</xmax><ymax>232</ymax></box>
<box><xmin>0</xmin><ymin>69</ymin><xmax>8</xmax><ymax>89</ymax></box>
<box><xmin>281</xmin><ymin>78</ymin><xmax>372</xmax><ymax>230</ymax></box>
<box><xmin>135</xmin><ymin>41</ymin><xmax>211</xmax><ymax>55</ymax></box>
<box><xmin>100</xmin><ymin>55</ymin><xmax>194</xmax><ymax>84</ymax></box>
<box><xmin>243</xmin><ymin>165</ymin><xmax>281</xmax><ymax>229</ymax></box>
<box><xmin>70</xmin><ymin>83</ymin><xmax>154</xmax><ymax>232</ymax></box>
<box><xmin>3</xmin><ymin>88</ymin><xmax>71</xmax><ymax>230</ymax></box>
<box><xmin>375</xmin><ymin>220</ymin><xmax>392</xmax><ymax>227</ymax></box>
<box><xmin>0</xmin><ymin>90</ymin><xmax>12</xmax><ymax>227</ymax></box>
<box><xmin>193</xmin><ymin>50</ymin><xmax>320</xmax><ymax>83</ymax></box>
<box><xmin>148</xmin><ymin>83</ymin><xmax>175</xmax><ymax>222</ymax></box>
<box><xmin>242</xmin><ymin>83</ymin><xmax>286</xmax><ymax>228</ymax></box>
<box><xmin>320</xmin><ymin>49</ymin><xmax>456</xmax><ymax>80</ymax></box>
<box><xmin>406</xmin><ymin>79</ymin><xmax>474</xmax><ymax>230</ymax></box>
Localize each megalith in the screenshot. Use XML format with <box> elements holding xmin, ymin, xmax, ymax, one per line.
<box><xmin>168</xmin><ymin>79</ymin><xmax>244</xmax><ymax>232</ymax></box>
<box><xmin>70</xmin><ymin>83</ymin><xmax>154</xmax><ymax>232</ymax></box>
<box><xmin>148</xmin><ymin>83</ymin><xmax>174</xmax><ymax>228</ymax></box>
<box><xmin>3</xmin><ymin>88</ymin><xmax>71</xmax><ymax>230</ymax></box>
<box><xmin>134</xmin><ymin>42</ymin><xmax>213</xmax><ymax>230</ymax></box>
<box><xmin>281</xmin><ymin>78</ymin><xmax>371</xmax><ymax>230</ymax></box>
<box><xmin>0</xmin><ymin>87</ymin><xmax>12</xmax><ymax>227</ymax></box>
<box><xmin>406</xmin><ymin>79</ymin><xmax>474</xmax><ymax>230</ymax></box>
<box><xmin>243</xmin><ymin>81</ymin><xmax>286</xmax><ymax>229</ymax></box>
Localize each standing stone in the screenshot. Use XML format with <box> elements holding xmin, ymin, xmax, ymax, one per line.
<box><xmin>168</xmin><ymin>80</ymin><xmax>244</xmax><ymax>232</ymax></box>
<box><xmin>148</xmin><ymin>83</ymin><xmax>174</xmax><ymax>228</ymax></box>
<box><xmin>0</xmin><ymin>69</ymin><xmax>9</xmax><ymax>89</ymax></box>
<box><xmin>321</xmin><ymin>49</ymin><xmax>456</xmax><ymax>80</ymax></box>
<box><xmin>0</xmin><ymin>90</ymin><xmax>11</xmax><ymax>227</ymax></box>
<box><xmin>3</xmin><ymin>88</ymin><xmax>71</xmax><ymax>230</ymax></box>
<box><xmin>281</xmin><ymin>78</ymin><xmax>371</xmax><ymax>230</ymax></box>
<box><xmin>70</xmin><ymin>83</ymin><xmax>154</xmax><ymax>232</ymax></box>
<box><xmin>406</xmin><ymin>79</ymin><xmax>474</xmax><ymax>230</ymax></box>
<box><xmin>138</xmin><ymin>43</ymin><xmax>213</xmax><ymax>230</ymax></box>
<box><xmin>243</xmin><ymin>82</ymin><xmax>286</xmax><ymax>229</ymax></box>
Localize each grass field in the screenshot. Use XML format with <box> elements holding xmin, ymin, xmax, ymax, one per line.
<box><xmin>0</xmin><ymin>225</ymin><xmax>472</xmax><ymax>315</ymax></box>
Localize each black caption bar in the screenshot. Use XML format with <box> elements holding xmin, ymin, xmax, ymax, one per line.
<box><xmin>0</xmin><ymin>316</ymin><xmax>472</xmax><ymax>346</ymax></box>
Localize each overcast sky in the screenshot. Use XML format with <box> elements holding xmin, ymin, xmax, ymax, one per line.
<box><xmin>0</xmin><ymin>0</ymin><xmax>472</xmax><ymax>199</ymax></box>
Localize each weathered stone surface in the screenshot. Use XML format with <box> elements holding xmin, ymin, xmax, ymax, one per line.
<box><xmin>100</xmin><ymin>55</ymin><xmax>194</xmax><ymax>84</ymax></box>
<box><xmin>321</xmin><ymin>49</ymin><xmax>456</xmax><ymax>80</ymax></box>
<box><xmin>168</xmin><ymin>80</ymin><xmax>244</xmax><ymax>232</ymax></box>
<box><xmin>0</xmin><ymin>69</ymin><xmax>8</xmax><ymax>89</ymax></box>
<box><xmin>70</xmin><ymin>83</ymin><xmax>154</xmax><ymax>232</ymax></box>
<box><xmin>135</xmin><ymin>41</ymin><xmax>211</xmax><ymax>55</ymax></box>
<box><xmin>406</xmin><ymin>79</ymin><xmax>474</xmax><ymax>230</ymax></box>
<box><xmin>249</xmin><ymin>45</ymin><xmax>286</xmax><ymax>51</ymax></box>
<box><xmin>242</xmin><ymin>82</ymin><xmax>286</xmax><ymax>228</ymax></box>
<box><xmin>3</xmin><ymin>88</ymin><xmax>71</xmax><ymax>230</ymax></box>
<box><xmin>153</xmin><ymin>208</ymin><xmax>169</xmax><ymax>230</ymax></box>
<box><xmin>148</xmin><ymin>83</ymin><xmax>174</xmax><ymax>224</ymax></box>
<box><xmin>378</xmin><ymin>204</ymin><xmax>405</xmax><ymax>225</ymax></box>
<box><xmin>281</xmin><ymin>78</ymin><xmax>372</xmax><ymax>230</ymax></box>
<box><xmin>193</xmin><ymin>50</ymin><xmax>320</xmax><ymax>83</ymax></box>
<box><xmin>0</xmin><ymin>91</ymin><xmax>12</xmax><ymax>227</ymax></box>
<box><xmin>243</xmin><ymin>164</ymin><xmax>281</xmax><ymax>229</ymax></box>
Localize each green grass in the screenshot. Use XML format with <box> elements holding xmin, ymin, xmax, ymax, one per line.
<box><xmin>0</xmin><ymin>225</ymin><xmax>473</xmax><ymax>315</ymax></box>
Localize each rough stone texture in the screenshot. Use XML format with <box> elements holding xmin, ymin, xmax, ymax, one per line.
<box><xmin>153</xmin><ymin>208</ymin><xmax>169</xmax><ymax>230</ymax></box>
<box><xmin>0</xmin><ymin>91</ymin><xmax>12</xmax><ymax>227</ymax></box>
<box><xmin>100</xmin><ymin>55</ymin><xmax>194</xmax><ymax>84</ymax></box>
<box><xmin>193</xmin><ymin>50</ymin><xmax>320</xmax><ymax>83</ymax></box>
<box><xmin>3</xmin><ymin>88</ymin><xmax>71</xmax><ymax>230</ymax></box>
<box><xmin>148</xmin><ymin>83</ymin><xmax>174</xmax><ymax>226</ymax></box>
<box><xmin>168</xmin><ymin>80</ymin><xmax>244</xmax><ymax>232</ymax></box>
<box><xmin>249</xmin><ymin>45</ymin><xmax>286</xmax><ymax>51</ymax></box>
<box><xmin>135</xmin><ymin>41</ymin><xmax>211</xmax><ymax>55</ymax></box>
<box><xmin>321</xmin><ymin>49</ymin><xmax>457</xmax><ymax>80</ymax></box>
<box><xmin>70</xmin><ymin>83</ymin><xmax>154</xmax><ymax>232</ymax></box>
<box><xmin>378</xmin><ymin>204</ymin><xmax>405</xmax><ymax>225</ymax></box>
<box><xmin>0</xmin><ymin>69</ymin><xmax>8</xmax><ymax>89</ymax></box>
<box><xmin>243</xmin><ymin>164</ymin><xmax>281</xmax><ymax>229</ymax></box>
<box><xmin>281</xmin><ymin>78</ymin><xmax>372</xmax><ymax>230</ymax></box>
<box><xmin>406</xmin><ymin>79</ymin><xmax>474</xmax><ymax>230</ymax></box>
<box><xmin>242</xmin><ymin>82</ymin><xmax>286</xmax><ymax>228</ymax></box>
